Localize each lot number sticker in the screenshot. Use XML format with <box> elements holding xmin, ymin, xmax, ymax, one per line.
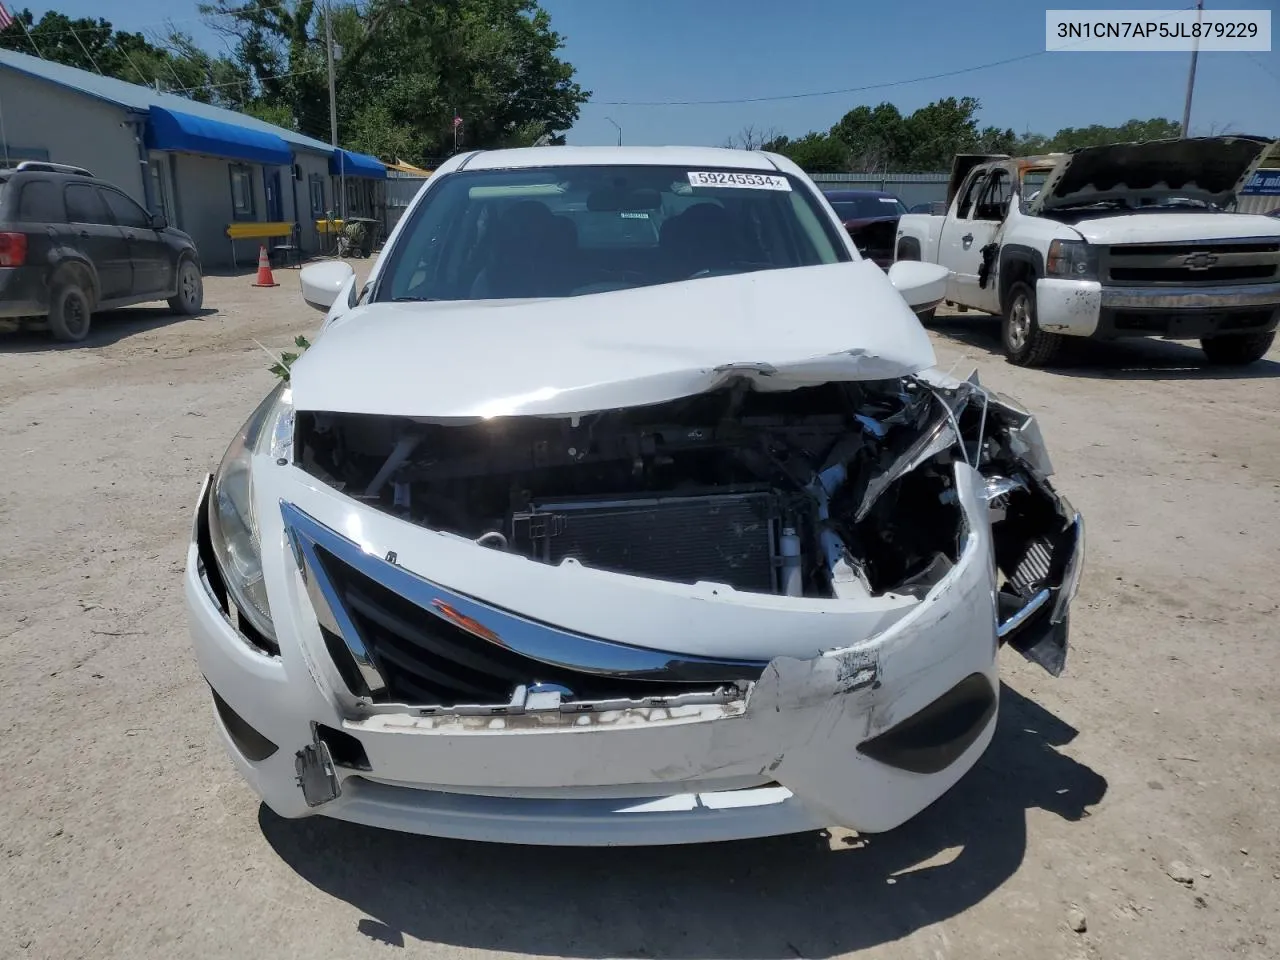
<box><xmin>687</xmin><ymin>171</ymin><xmax>791</xmax><ymax>191</ymax></box>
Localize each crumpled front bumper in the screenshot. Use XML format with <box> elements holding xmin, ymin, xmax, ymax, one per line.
<box><xmin>185</xmin><ymin>461</ymin><xmax>1038</xmax><ymax>845</ymax></box>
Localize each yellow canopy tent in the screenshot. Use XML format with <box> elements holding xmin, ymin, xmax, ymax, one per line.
<box><xmin>387</xmin><ymin>158</ymin><xmax>433</xmax><ymax>176</ymax></box>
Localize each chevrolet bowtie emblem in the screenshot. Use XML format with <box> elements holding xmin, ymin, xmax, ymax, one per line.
<box><xmin>1183</xmin><ymin>252</ymin><xmax>1219</xmax><ymax>270</ymax></box>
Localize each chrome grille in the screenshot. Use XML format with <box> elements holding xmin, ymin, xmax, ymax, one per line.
<box><xmin>1103</xmin><ymin>239</ymin><xmax>1280</xmax><ymax>286</ymax></box>
<box><xmin>282</xmin><ymin>502</ymin><xmax>766</xmax><ymax>707</ymax></box>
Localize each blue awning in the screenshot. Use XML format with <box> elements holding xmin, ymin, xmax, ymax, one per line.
<box><xmin>145</xmin><ymin>106</ymin><xmax>293</xmax><ymax>166</ymax></box>
<box><xmin>330</xmin><ymin>148</ymin><xmax>387</xmax><ymax>179</ymax></box>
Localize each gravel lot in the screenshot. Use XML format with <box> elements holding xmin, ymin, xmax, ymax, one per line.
<box><xmin>2</xmin><ymin>265</ymin><xmax>1278</xmax><ymax>960</ymax></box>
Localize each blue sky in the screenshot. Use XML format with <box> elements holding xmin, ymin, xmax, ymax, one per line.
<box><xmin>22</xmin><ymin>0</ymin><xmax>1280</xmax><ymax>145</ymax></box>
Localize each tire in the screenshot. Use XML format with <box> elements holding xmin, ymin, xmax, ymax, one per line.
<box><xmin>168</xmin><ymin>257</ymin><xmax>204</xmax><ymax>314</ymax></box>
<box><xmin>1002</xmin><ymin>280</ymin><xmax>1064</xmax><ymax>367</ymax></box>
<box><xmin>48</xmin><ymin>276</ymin><xmax>93</xmax><ymax>342</ymax></box>
<box><xmin>1200</xmin><ymin>331</ymin><xmax>1275</xmax><ymax>366</ymax></box>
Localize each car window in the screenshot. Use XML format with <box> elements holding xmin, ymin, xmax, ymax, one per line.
<box><xmin>101</xmin><ymin>188</ymin><xmax>151</xmax><ymax>228</ymax></box>
<box><xmin>17</xmin><ymin>180</ymin><xmax>63</xmax><ymax>222</ymax></box>
<box><xmin>65</xmin><ymin>183</ymin><xmax>112</xmax><ymax>224</ymax></box>
<box><xmin>376</xmin><ymin>165</ymin><xmax>851</xmax><ymax>303</ymax></box>
<box><xmin>955</xmin><ymin>170</ymin><xmax>988</xmax><ymax>219</ymax></box>
<box><xmin>1018</xmin><ymin>169</ymin><xmax>1052</xmax><ymax>212</ymax></box>
<box><xmin>828</xmin><ymin>196</ymin><xmax>907</xmax><ymax>219</ymax></box>
<box><xmin>973</xmin><ymin>169</ymin><xmax>1012</xmax><ymax>220</ymax></box>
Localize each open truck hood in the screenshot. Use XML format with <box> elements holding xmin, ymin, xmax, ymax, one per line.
<box><xmin>289</xmin><ymin>261</ymin><xmax>936</xmax><ymax>419</ymax></box>
<box><xmin>1030</xmin><ymin>135</ymin><xmax>1275</xmax><ymax>214</ymax></box>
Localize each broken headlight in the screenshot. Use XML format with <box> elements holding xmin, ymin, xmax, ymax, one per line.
<box><xmin>207</xmin><ymin>383</ymin><xmax>293</xmax><ymax>642</ymax></box>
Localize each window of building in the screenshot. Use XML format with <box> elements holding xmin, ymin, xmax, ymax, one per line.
<box><xmin>309</xmin><ymin>174</ymin><xmax>326</xmax><ymax>217</ymax></box>
<box><xmin>102</xmin><ymin>189</ymin><xmax>152</xmax><ymax>228</ymax></box>
<box><xmin>65</xmin><ymin>183</ymin><xmax>112</xmax><ymax>224</ymax></box>
<box><xmin>229</xmin><ymin>165</ymin><xmax>255</xmax><ymax>219</ymax></box>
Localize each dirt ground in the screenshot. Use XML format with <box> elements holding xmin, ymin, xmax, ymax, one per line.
<box><xmin>1</xmin><ymin>263</ymin><xmax>1278</xmax><ymax>960</ymax></box>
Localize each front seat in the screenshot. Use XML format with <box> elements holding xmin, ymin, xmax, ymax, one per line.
<box><xmin>658</xmin><ymin>203</ymin><xmax>740</xmax><ymax>279</ymax></box>
<box><xmin>472</xmin><ymin>201</ymin><xmax>576</xmax><ymax>298</ymax></box>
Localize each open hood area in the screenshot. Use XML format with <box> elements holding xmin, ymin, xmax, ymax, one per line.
<box><xmin>1031</xmin><ymin>135</ymin><xmax>1275</xmax><ymax>213</ymax></box>
<box><xmin>289</xmin><ymin>262</ymin><xmax>936</xmax><ymax>419</ymax></box>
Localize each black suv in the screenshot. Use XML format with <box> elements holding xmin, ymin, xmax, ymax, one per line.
<box><xmin>0</xmin><ymin>161</ymin><xmax>204</xmax><ymax>342</ymax></box>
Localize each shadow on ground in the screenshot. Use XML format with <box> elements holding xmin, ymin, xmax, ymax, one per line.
<box><xmin>260</xmin><ymin>683</ymin><xmax>1106</xmax><ymax>957</ymax></box>
<box><xmin>0</xmin><ymin>305</ymin><xmax>218</xmax><ymax>352</ymax></box>
<box><xmin>928</xmin><ymin>314</ymin><xmax>1280</xmax><ymax>381</ymax></box>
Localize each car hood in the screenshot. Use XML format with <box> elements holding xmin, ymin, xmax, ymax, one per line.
<box><xmin>1030</xmin><ymin>135</ymin><xmax>1275</xmax><ymax>214</ymax></box>
<box><xmin>289</xmin><ymin>261</ymin><xmax>936</xmax><ymax>419</ymax></box>
<box><xmin>1069</xmin><ymin>211</ymin><xmax>1280</xmax><ymax>245</ymax></box>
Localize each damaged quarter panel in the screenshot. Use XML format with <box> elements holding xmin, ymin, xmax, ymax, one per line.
<box><xmin>185</xmin><ymin>147</ymin><xmax>1084</xmax><ymax>845</ymax></box>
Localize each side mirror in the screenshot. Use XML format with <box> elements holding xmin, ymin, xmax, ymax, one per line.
<box><xmin>150</xmin><ymin>213</ymin><xmax>167</xmax><ymax>230</ymax></box>
<box><xmin>300</xmin><ymin>260</ymin><xmax>356</xmax><ymax>312</ymax></box>
<box><xmin>888</xmin><ymin>260</ymin><xmax>948</xmax><ymax>313</ymax></box>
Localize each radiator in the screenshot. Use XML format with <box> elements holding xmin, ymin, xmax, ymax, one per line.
<box><xmin>512</xmin><ymin>491</ymin><xmax>780</xmax><ymax>593</ymax></box>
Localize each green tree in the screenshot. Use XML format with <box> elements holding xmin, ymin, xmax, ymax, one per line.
<box><xmin>203</xmin><ymin>0</ymin><xmax>589</xmax><ymax>164</ymax></box>
<box><xmin>0</xmin><ymin>9</ymin><xmax>249</xmax><ymax>107</ymax></box>
<box><xmin>1045</xmin><ymin>118</ymin><xmax>1181</xmax><ymax>151</ymax></box>
<box><xmin>768</xmin><ymin>132</ymin><xmax>848</xmax><ymax>173</ymax></box>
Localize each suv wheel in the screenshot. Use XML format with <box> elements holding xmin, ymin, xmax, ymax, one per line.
<box><xmin>48</xmin><ymin>279</ymin><xmax>93</xmax><ymax>343</ymax></box>
<box><xmin>1002</xmin><ymin>281</ymin><xmax>1064</xmax><ymax>367</ymax></box>
<box><xmin>168</xmin><ymin>258</ymin><xmax>204</xmax><ymax>314</ymax></box>
<box><xmin>1200</xmin><ymin>332</ymin><xmax>1275</xmax><ymax>365</ymax></box>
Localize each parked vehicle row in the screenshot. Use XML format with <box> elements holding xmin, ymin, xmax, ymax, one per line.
<box><xmin>0</xmin><ymin>161</ymin><xmax>204</xmax><ymax>341</ymax></box>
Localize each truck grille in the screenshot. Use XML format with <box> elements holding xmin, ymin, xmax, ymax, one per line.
<box><xmin>1103</xmin><ymin>240</ymin><xmax>1280</xmax><ymax>286</ymax></box>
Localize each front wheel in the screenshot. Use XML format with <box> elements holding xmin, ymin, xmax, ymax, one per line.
<box><xmin>1002</xmin><ymin>281</ymin><xmax>1064</xmax><ymax>367</ymax></box>
<box><xmin>1200</xmin><ymin>331</ymin><xmax>1275</xmax><ymax>365</ymax></box>
<box><xmin>167</xmin><ymin>258</ymin><xmax>204</xmax><ymax>314</ymax></box>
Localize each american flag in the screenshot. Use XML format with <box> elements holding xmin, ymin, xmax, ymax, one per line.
<box><xmin>0</xmin><ymin>2</ymin><xmax>15</xmax><ymax>30</ymax></box>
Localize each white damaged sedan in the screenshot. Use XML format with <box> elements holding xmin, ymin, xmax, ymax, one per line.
<box><xmin>185</xmin><ymin>147</ymin><xmax>1084</xmax><ymax>845</ymax></box>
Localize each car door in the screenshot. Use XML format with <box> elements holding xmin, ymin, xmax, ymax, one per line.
<box><xmin>63</xmin><ymin>182</ymin><xmax>131</xmax><ymax>301</ymax></box>
<box><xmin>938</xmin><ymin>167</ymin><xmax>1009</xmax><ymax>310</ymax></box>
<box><xmin>100</xmin><ymin>187</ymin><xmax>173</xmax><ymax>297</ymax></box>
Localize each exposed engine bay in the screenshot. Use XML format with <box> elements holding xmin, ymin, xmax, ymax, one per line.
<box><xmin>295</xmin><ymin>375</ymin><xmax>1078</xmax><ymax>644</ymax></box>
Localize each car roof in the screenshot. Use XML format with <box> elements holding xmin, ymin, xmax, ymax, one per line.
<box><xmin>459</xmin><ymin>145</ymin><xmax>783</xmax><ymax>172</ymax></box>
<box><xmin>823</xmin><ymin>189</ymin><xmax>899</xmax><ymax>200</ymax></box>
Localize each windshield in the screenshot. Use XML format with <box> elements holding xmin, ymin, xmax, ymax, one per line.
<box><xmin>828</xmin><ymin>196</ymin><xmax>907</xmax><ymax>220</ymax></box>
<box><xmin>376</xmin><ymin>165</ymin><xmax>850</xmax><ymax>302</ymax></box>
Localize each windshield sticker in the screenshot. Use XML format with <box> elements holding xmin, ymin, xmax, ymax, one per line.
<box><xmin>687</xmin><ymin>171</ymin><xmax>791</xmax><ymax>191</ymax></box>
<box><xmin>879</xmin><ymin>197</ymin><xmax>898</xmax><ymax>203</ymax></box>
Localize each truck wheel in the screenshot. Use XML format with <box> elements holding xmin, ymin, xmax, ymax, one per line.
<box><xmin>48</xmin><ymin>277</ymin><xmax>93</xmax><ymax>342</ymax></box>
<box><xmin>168</xmin><ymin>257</ymin><xmax>204</xmax><ymax>314</ymax></box>
<box><xmin>1002</xmin><ymin>281</ymin><xmax>1063</xmax><ymax>367</ymax></box>
<box><xmin>1200</xmin><ymin>332</ymin><xmax>1275</xmax><ymax>365</ymax></box>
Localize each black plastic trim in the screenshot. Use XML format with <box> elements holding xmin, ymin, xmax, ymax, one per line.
<box><xmin>209</xmin><ymin>684</ymin><xmax>278</xmax><ymax>762</ymax></box>
<box><xmin>856</xmin><ymin>673</ymin><xmax>996</xmax><ymax>774</ymax></box>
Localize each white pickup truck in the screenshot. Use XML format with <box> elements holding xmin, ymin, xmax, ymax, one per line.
<box><xmin>895</xmin><ymin>136</ymin><xmax>1280</xmax><ymax>366</ymax></box>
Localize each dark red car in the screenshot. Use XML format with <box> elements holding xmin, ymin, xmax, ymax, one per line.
<box><xmin>823</xmin><ymin>189</ymin><xmax>909</xmax><ymax>270</ymax></box>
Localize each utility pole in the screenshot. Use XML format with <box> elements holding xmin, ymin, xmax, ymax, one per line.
<box><xmin>325</xmin><ymin>0</ymin><xmax>344</xmax><ymax>219</ymax></box>
<box><xmin>1180</xmin><ymin>0</ymin><xmax>1204</xmax><ymax>138</ymax></box>
<box><xmin>605</xmin><ymin>116</ymin><xmax>622</xmax><ymax>146</ymax></box>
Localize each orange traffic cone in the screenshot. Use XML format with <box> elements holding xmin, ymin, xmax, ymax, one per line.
<box><xmin>252</xmin><ymin>244</ymin><xmax>278</xmax><ymax>288</ymax></box>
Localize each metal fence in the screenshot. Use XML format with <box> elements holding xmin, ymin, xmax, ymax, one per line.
<box><xmin>809</xmin><ymin>172</ymin><xmax>950</xmax><ymax>210</ymax></box>
<box><xmin>385</xmin><ymin>171</ymin><xmax>430</xmax><ymax>233</ymax></box>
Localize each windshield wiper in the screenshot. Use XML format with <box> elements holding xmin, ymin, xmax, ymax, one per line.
<box><xmin>391</xmin><ymin>296</ymin><xmax>445</xmax><ymax>302</ymax></box>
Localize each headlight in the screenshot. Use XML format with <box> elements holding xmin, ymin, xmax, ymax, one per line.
<box><xmin>1045</xmin><ymin>239</ymin><xmax>1097</xmax><ymax>279</ymax></box>
<box><xmin>207</xmin><ymin>383</ymin><xmax>293</xmax><ymax>641</ymax></box>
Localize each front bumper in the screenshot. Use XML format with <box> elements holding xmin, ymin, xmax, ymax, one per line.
<box><xmin>1036</xmin><ymin>277</ymin><xmax>1280</xmax><ymax>340</ymax></box>
<box><xmin>185</xmin><ymin>461</ymin><xmax>1067</xmax><ymax>845</ymax></box>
